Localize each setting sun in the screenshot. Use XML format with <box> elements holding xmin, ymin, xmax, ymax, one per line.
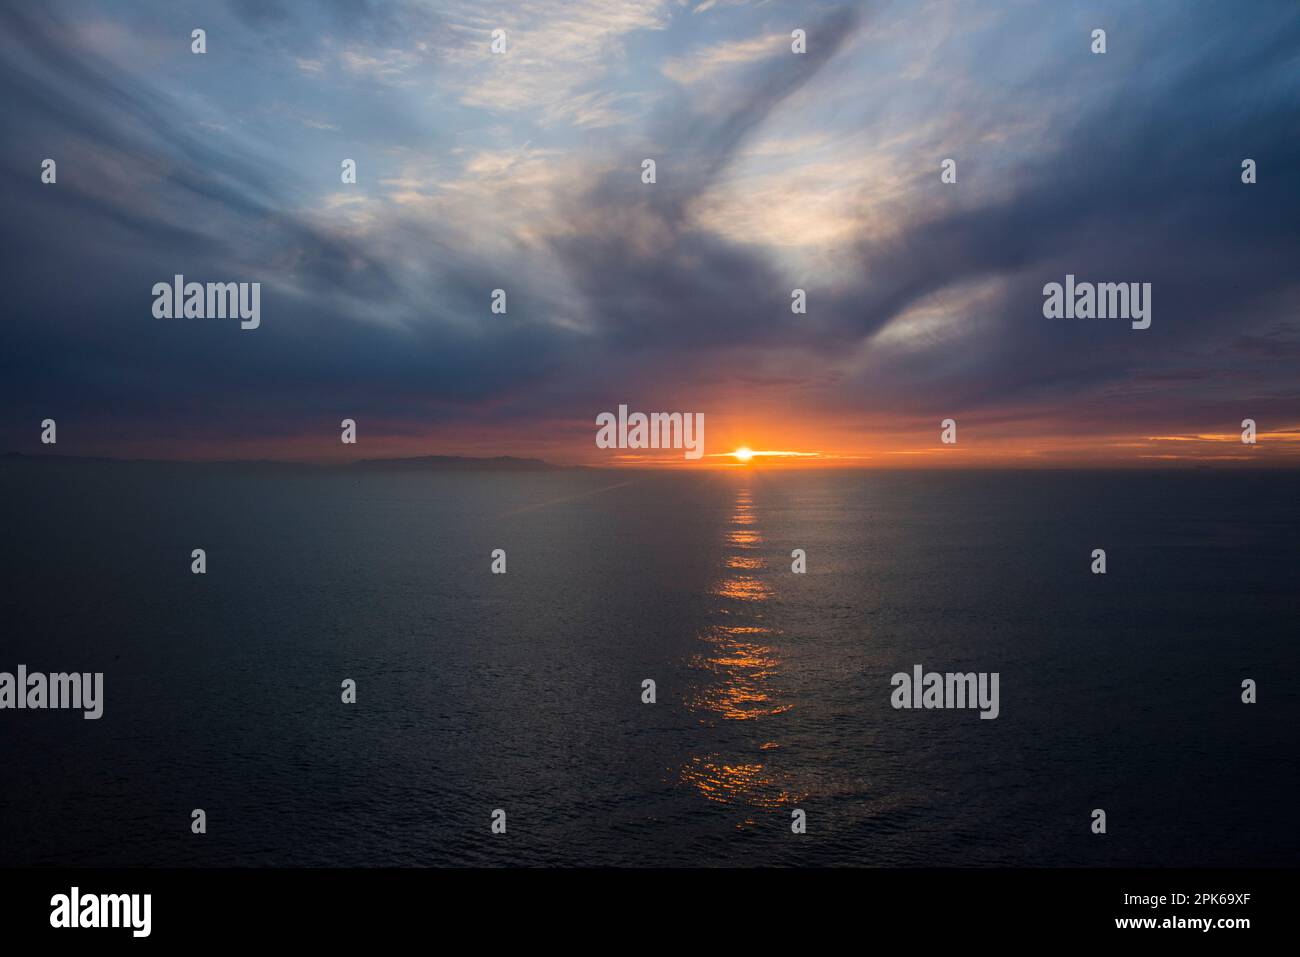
<box><xmin>733</xmin><ymin>447</ymin><xmax>754</xmax><ymax>463</ymax></box>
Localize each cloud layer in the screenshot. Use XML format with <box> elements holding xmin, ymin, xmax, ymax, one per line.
<box><xmin>1</xmin><ymin>0</ymin><xmax>1297</xmax><ymax>464</ymax></box>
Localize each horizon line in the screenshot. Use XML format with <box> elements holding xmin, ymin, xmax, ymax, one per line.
<box><xmin>5</xmin><ymin>450</ymin><xmax>1300</xmax><ymax>472</ymax></box>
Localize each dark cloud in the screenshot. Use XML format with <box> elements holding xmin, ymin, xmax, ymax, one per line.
<box><xmin>0</xmin><ymin>0</ymin><xmax>1296</xmax><ymax>456</ymax></box>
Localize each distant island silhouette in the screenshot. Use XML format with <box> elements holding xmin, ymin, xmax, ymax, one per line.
<box><xmin>1</xmin><ymin>452</ymin><xmax>564</xmax><ymax>470</ymax></box>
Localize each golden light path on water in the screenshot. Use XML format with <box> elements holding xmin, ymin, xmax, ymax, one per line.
<box><xmin>679</xmin><ymin>481</ymin><xmax>804</xmax><ymax>823</ymax></box>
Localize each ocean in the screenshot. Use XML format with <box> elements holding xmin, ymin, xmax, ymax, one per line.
<box><xmin>1</xmin><ymin>460</ymin><xmax>1296</xmax><ymax>866</ymax></box>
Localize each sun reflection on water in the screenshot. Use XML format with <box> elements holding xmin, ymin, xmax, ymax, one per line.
<box><xmin>686</xmin><ymin>624</ymin><xmax>791</xmax><ymax>721</ymax></box>
<box><xmin>679</xmin><ymin>755</ymin><xmax>799</xmax><ymax>817</ymax></box>
<box><xmin>679</xmin><ymin>481</ymin><xmax>799</xmax><ymax>821</ymax></box>
<box><xmin>711</xmin><ymin>576</ymin><xmax>772</xmax><ymax>601</ymax></box>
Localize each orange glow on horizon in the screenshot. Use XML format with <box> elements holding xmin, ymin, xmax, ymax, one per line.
<box><xmin>35</xmin><ymin>416</ymin><xmax>1300</xmax><ymax>470</ymax></box>
<box><xmin>597</xmin><ymin>420</ymin><xmax>1300</xmax><ymax>469</ymax></box>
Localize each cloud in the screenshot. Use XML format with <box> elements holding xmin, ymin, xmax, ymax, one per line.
<box><xmin>0</xmin><ymin>0</ymin><xmax>1297</xmax><ymax>462</ymax></box>
<box><xmin>440</xmin><ymin>0</ymin><xmax>670</xmax><ymax>117</ymax></box>
<box><xmin>661</xmin><ymin>33</ymin><xmax>787</xmax><ymax>85</ymax></box>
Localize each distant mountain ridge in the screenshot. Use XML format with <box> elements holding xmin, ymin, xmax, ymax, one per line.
<box><xmin>1</xmin><ymin>452</ymin><xmax>562</xmax><ymax>470</ymax></box>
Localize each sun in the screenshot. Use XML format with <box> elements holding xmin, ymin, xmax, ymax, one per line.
<box><xmin>732</xmin><ymin>446</ymin><xmax>754</xmax><ymax>463</ymax></box>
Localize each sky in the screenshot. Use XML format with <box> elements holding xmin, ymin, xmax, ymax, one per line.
<box><xmin>1</xmin><ymin>0</ymin><xmax>1298</xmax><ymax>467</ymax></box>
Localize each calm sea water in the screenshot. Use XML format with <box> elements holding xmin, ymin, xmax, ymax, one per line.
<box><xmin>1</xmin><ymin>461</ymin><xmax>1297</xmax><ymax>867</ymax></box>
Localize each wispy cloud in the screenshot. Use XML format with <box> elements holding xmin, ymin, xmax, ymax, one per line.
<box><xmin>0</xmin><ymin>0</ymin><xmax>1297</xmax><ymax>465</ymax></box>
<box><xmin>662</xmin><ymin>32</ymin><xmax>787</xmax><ymax>85</ymax></box>
<box><xmin>440</xmin><ymin>0</ymin><xmax>670</xmax><ymax>116</ymax></box>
